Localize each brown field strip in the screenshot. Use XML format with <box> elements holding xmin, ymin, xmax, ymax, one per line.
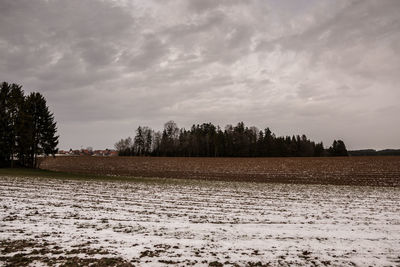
<box><xmin>40</xmin><ymin>156</ymin><xmax>400</xmax><ymax>187</ymax></box>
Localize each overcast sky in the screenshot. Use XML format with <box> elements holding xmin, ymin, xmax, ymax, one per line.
<box><xmin>1</xmin><ymin>0</ymin><xmax>399</xmax><ymax>150</ymax></box>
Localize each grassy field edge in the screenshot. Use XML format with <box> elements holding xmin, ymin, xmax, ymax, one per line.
<box><xmin>0</xmin><ymin>168</ymin><xmax>158</xmax><ymax>183</ymax></box>
<box><xmin>0</xmin><ymin>168</ymin><xmax>217</xmax><ymax>186</ymax></box>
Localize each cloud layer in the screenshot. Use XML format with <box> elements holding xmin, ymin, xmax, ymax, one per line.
<box><xmin>1</xmin><ymin>0</ymin><xmax>399</xmax><ymax>149</ymax></box>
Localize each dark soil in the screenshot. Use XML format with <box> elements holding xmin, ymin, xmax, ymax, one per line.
<box><xmin>40</xmin><ymin>156</ymin><xmax>400</xmax><ymax>187</ymax></box>
<box><xmin>0</xmin><ymin>239</ymin><xmax>133</xmax><ymax>267</ymax></box>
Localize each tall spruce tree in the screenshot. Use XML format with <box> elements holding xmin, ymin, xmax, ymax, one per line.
<box><xmin>134</xmin><ymin>126</ymin><xmax>145</xmax><ymax>156</ymax></box>
<box><xmin>0</xmin><ymin>82</ymin><xmax>59</xmax><ymax>168</ymax></box>
<box><xmin>24</xmin><ymin>92</ymin><xmax>59</xmax><ymax>168</ymax></box>
<box><xmin>0</xmin><ymin>82</ymin><xmax>11</xmax><ymax>167</ymax></box>
<box><xmin>0</xmin><ymin>82</ymin><xmax>25</xmax><ymax>167</ymax></box>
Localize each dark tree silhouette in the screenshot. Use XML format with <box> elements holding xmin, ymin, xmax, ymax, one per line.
<box><xmin>114</xmin><ymin>137</ymin><xmax>133</xmax><ymax>156</ymax></box>
<box><xmin>25</xmin><ymin>93</ymin><xmax>59</xmax><ymax>167</ymax></box>
<box><xmin>134</xmin><ymin>126</ymin><xmax>145</xmax><ymax>156</ymax></box>
<box><xmin>0</xmin><ymin>82</ymin><xmax>24</xmax><ymax>167</ymax></box>
<box><xmin>0</xmin><ymin>82</ymin><xmax>59</xmax><ymax>168</ymax></box>
<box><xmin>115</xmin><ymin>121</ymin><xmax>347</xmax><ymax>158</ymax></box>
<box><xmin>328</xmin><ymin>140</ymin><xmax>348</xmax><ymax>156</ymax></box>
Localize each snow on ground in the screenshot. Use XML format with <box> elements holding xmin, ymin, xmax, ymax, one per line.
<box><xmin>0</xmin><ymin>175</ymin><xmax>399</xmax><ymax>266</ymax></box>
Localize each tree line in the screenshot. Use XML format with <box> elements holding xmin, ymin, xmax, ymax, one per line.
<box><xmin>115</xmin><ymin>121</ymin><xmax>348</xmax><ymax>157</ymax></box>
<box><xmin>0</xmin><ymin>82</ymin><xmax>59</xmax><ymax>168</ymax></box>
<box><xmin>348</xmin><ymin>149</ymin><xmax>400</xmax><ymax>156</ymax></box>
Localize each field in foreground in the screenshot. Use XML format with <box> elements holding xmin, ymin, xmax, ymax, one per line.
<box><xmin>1</xmin><ymin>174</ymin><xmax>399</xmax><ymax>266</ymax></box>
<box><xmin>41</xmin><ymin>156</ymin><xmax>400</xmax><ymax>187</ymax></box>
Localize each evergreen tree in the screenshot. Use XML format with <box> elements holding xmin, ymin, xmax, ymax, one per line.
<box><xmin>1</xmin><ymin>83</ymin><xmax>25</xmax><ymax>167</ymax></box>
<box><xmin>24</xmin><ymin>92</ymin><xmax>59</xmax><ymax>168</ymax></box>
<box><xmin>134</xmin><ymin>126</ymin><xmax>145</xmax><ymax>155</ymax></box>
<box><xmin>328</xmin><ymin>139</ymin><xmax>348</xmax><ymax>156</ymax></box>
<box><xmin>0</xmin><ymin>82</ymin><xmax>12</xmax><ymax>167</ymax></box>
<box><xmin>144</xmin><ymin>127</ymin><xmax>153</xmax><ymax>156</ymax></box>
<box><xmin>0</xmin><ymin>82</ymin><xmax>59</xmax><ymax>168</ymax></box>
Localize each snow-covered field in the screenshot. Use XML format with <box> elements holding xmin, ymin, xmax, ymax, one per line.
<box><xmin>1</xmin><ymin>175</ymin><xmax>399</xmax><ymax>266</ymax></box>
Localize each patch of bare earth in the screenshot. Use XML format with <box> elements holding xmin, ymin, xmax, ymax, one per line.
<box><xmin>0</xmin><ymin>241</ymin><xmax>132</xmax><ymax>266</ymax></box>
<box><xmin>41</xmin><ymin>156</ymin><xmax>400</xmax><ymax>187</ymax></box>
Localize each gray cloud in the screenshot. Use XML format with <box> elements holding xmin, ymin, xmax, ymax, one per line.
<box><xmin>122</xmin><ymin>34</ymin><xmax>169</xmax><ymax>70</ymax></box>
<box><xmin>1</xmin><ymin>0</ymin><xmax>399</xmax><ymax>149</ymax></box>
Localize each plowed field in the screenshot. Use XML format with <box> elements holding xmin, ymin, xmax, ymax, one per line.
<box><xmin>41</xmin><ymin>156</ymin><xmax>400</xmax><ymax>187</ymax></box>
